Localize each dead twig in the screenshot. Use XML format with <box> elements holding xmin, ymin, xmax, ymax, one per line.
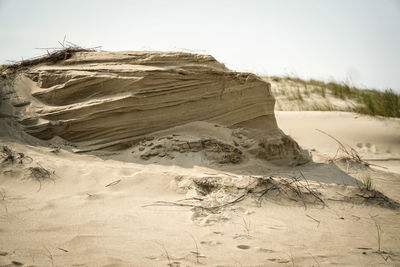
<box><xmin>370</xmin><ymin>214</ymin><xmax>382</xmax><ymax>252</ymax></box>
<box><xmin>316</xmin><ymin>129</ymin><xmax>369</xmax><ymax>167</ymax></box>
<box><xmin>4</xmin><ymin>38</ymin><xmax>101</xmax><ymax>72</ymax></box>
<box><xmin>57</xmin><ymin>247</ymin><xmax>68</xmax><ymax>253</ymax></box>
<box><xmin>299</xmin><ymin>171</ymin><xmax>326</xmax><ymax>207</ymax></box>
<box><xmin>255</xmin><ymin>174</ymin><xmax>326</xmax><ymax>208</ymax></box>
<box><xmin>105</xmin><ymin>179</ymin><xmax>121</xmax><ymax>187</ymax></box>
<box><xmin>187</xmin><ymin>233</ymin><xmax>203</xmax><ymax>263</ymax></box>
<box><xmin>306</xmin><ymin>214</ymin><xmax>320</xmax><ymax>227</ymax></box>
<box><xmin>143</xmin><ymin>194</ymin><xmax>246</xmax><ymax>212</ymax></box>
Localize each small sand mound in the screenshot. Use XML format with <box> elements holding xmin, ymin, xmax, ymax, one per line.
<box><xmin>147</xmin><ymin>174</ymin><xmax>400</xmax><ymax>225</ymax></box>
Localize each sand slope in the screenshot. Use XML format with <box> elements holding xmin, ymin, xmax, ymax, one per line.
<box><xmin>276</xmin><ymin>111</ymin><xmax>400</xmax><ymax>174</ymax></box>
<box><xmin>0</xmin><ymin>52</ymin><xmax>399</xmax><ymax>266</ymax></box>
<box><xmin>0</xmin><ymin>112</ymin><xmax>399</xmax><ymax>266</ymax></box>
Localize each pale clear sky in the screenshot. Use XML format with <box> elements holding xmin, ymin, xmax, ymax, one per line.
<box><xmin>1</xmin><ymin>0</ymin><xmax>399</xmax><ymax>92</ymax></box>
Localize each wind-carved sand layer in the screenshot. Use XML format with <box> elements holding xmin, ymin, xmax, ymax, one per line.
<box><xmin>1</xmin><ymin>51</ymin><xmax>308</xmax><ymax>165</ymax></box>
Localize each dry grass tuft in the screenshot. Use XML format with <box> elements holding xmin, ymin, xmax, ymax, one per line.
<box><xmin>268</xmin><ymin>75</ymin><xmax>400</xmax><ymax>118</ymax></box>
<box><xmin>359</xmin><ymin>174</ymin><xmax>374</xmax><ymax>191</ymax></box>
<box><xmin>6</xmin><ymin>47</ymin><xmax>91</xmax><ymax>72</ymax></box>
<box><xmin>28</xmin><ymin>166</ymin><xmax>51</xmax><ymax>179</ymax></box>
<box><xmin>0</xmin><ymin>146</ymin><xmax>33</xmax><ymax>166</ymax></box>
<box><xmin>27</xmin><ymin>165</ymin><xmax>54</xmax><ymax>191</ymax></box>
<box><xmin>2</xmin><ymin>39</ymin><xmax>100</xmax><ymax>73</ymax></box>
<box><xmin>316</xmin><ymin>129</ymin><xmax>370</xmax><ymax>167</ymax></box>
<box><xmin>144</xmin><ymin>173</ymin><xmax>326</xmax><ymax>213</ymax></box>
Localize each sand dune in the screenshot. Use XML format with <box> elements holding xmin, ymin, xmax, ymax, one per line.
<box><xmin>3</xmin><ymin>51</ymin><xmax>293</xmax><ymax>155</ymax></box>
<box><xmin>0</xmin><ymin>51</ymin><xmax>399</xmax><ymax>266</ymax></box>
<box><xmin>276</xmin><ymin>111</ymin><xmax>400</xmax><ymax>174</ymax></box>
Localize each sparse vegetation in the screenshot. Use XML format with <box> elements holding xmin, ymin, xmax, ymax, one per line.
<box><xmin>43</xmin><ymin>247</ymin><xmax>55</xmax><ymax>267</ymax></box>
<box><xmin>240</xmin><ymin>217</ymin><xmax>252</xmax><ymax>237</ymax></box>
<box><xmin>326</xmin><ymin>82</ymin><xmax>352</xmax><ymax>99</ymax></box>
<box><xmin>0</xmin><ymin>65</ymin><xmax>8</xmax><ymax>73</ymax></box>
<box><xmin>268</xmin><ymin>76</ymin><xmax>400</xmax><ymax>118</ymax></box>
<box><xmin>370</xmin><ymin>215</ymin><xmax>382</xmax><ymax>252</ymax></box>
<box><xmin>28</xmin><ymin>165</ymin><xmax>54</xmax><ymax>192</ymax></box>
<box><xmin>309</xmin><ymin>101</ymin><xmax>336</xmax><ymax>111</ymax></box>
<box><xmin>320</xmin><ymin>86</ymin><xmax>326</xmax><ymax>98</ymax></box>
<box><xmin>159</xmin><ymin>243</ymin><xmax>172</xmax><ymax>266</ymax></box>
<box><xmin>295</xmin><ymin>87</ymin><xmax>303</xmax><ymax>101</ymax></box>
<box><xmin>316</xmin><ymin>129</ymin><xmax>370</xmax><ymax>167</ymax></box>
<box><xmin>188</xmin><ymin>233</ymin><xmax>203</xmax><ymax>264</ymax></box>
<box><xmin>2</xmin><ymin>38</ymin><xmax>100</xmax><ymax>73</ymax></box>
<box><xmin>303</xmin><ymin>85</ymin><xmax>310</xmax><ymax>97</ymax></box>
<box><xmin>359</xmin><ymin>174</ymin><xmax>374</xmax><ymax>191</ymax></box>
<box><xmin>353</xmin><ymin>89</ymin><xmax>400</xmax><ymax>117</ymax></box>
<box><xmin>0</xmin><ymin>188</ymin><xmax>8</xmax><ymax>213</ymax></box>
<box><xmin>0</xmin><ymin>146</ymin><xmax>33</xmax><ymax>165</ymax></box>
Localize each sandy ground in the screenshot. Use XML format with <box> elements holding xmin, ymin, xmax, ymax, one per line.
<box><xmin>276</xmin><ymin>111</ymin><xmax>400</xmax><ymax>174</ymax></box>
<box><xmin>1</xmin><ymin>111</ymin><xmax>400</xmax><ymax>267</ymax></box>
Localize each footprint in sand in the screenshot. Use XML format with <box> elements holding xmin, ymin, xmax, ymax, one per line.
<box><xmin>2</xmin><ymin>261</ymin><xmax>25</xmax><ymax>266</ymax></box>
<box><xmin>237</xmin><ymin>244</ymin><xmax>251</xmax><ymax>250</ymax></box>
<box><xmin>356</xmin><ymin>142</ymin><xmax>377</xmax><ymax>153</ymax></box>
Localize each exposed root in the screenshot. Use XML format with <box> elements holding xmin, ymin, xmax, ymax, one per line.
<box><xmin>352</xmin><ymin>190</ymin><xmax>399</xmax><ymax>209</ymax></box>
<box><xmin>253</xmin><ymin>175</ymin><xmax>326</xmax><ymax>209</ymax></box>
<box><xmin>0</xmin><ymin>146</ymin><xmax>55</xmax><ymax>191</ymax></box>
<box><xmin>28</xmin><ymin>166</ymin><xmax>51</xmax><ymax>179</ymax></box>
<box><xmin>27</xmin><ymin>165</ymin><xmax>54</xmax><ymax>192</ymax></box>
<box><xmin>145</xmin><ymin>174</ymin><xmax>327</xmax><ymax>225</ymax></box>
<box><xmin>0</xmin><ymin>145</ymin><xmax>33</xmax><ymax>166</ymax></box>
<box><xmin>145</xmin><ymin>172</ymin><xmax>399</xmax><ymax>225</ymax></box>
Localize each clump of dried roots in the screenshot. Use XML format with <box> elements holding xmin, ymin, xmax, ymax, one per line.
<box><xmin>0</xmin><ymin>146</ymin><xmax>32</xmax><ymax>166</ymax></box>
<box><xmin>3</xmin><ymin>39</ymin><xmax>100</xmax><ymax>73</ymax></box>
<box><xmin>27</xmin><ymin>165</ymin><xmax>54</xmax><ymax>192</ymax></box>
<box><xmin>144</xmin><ymin>173</ymin><xmax>326</xmax><ymax>214</ymax></box>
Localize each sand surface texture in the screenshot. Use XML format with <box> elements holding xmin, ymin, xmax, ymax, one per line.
<box><xmin>0</xmin><ymin>51</ymin><xmax>399</xmax><ymax>266</ymax></box>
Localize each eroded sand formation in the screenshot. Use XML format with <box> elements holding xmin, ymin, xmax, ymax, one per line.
<box><xmin>1</xmin><ymin>51</ymin><xmax>308</xmax><ymax>165</ymax></box>
<box><xmin>1</xmin><ymin>51</ymin><xmax>400</xmax><ymax>266</ymax></box>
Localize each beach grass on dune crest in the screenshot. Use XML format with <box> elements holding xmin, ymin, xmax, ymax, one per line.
<box><xmin>353</xmin><ymin>89</ymin><xmax>400</xmax><ymax>118</ymax></box>
<box><xmin>269</xmin><ymin>76</ymin><xmax>400</xmax><ymax>118</ymax></box>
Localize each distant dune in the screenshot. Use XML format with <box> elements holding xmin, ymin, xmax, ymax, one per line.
<box><xmin>263</xmin><ymin>76</ymin><xmax>400</xmax><ymax>118</ymax></box>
